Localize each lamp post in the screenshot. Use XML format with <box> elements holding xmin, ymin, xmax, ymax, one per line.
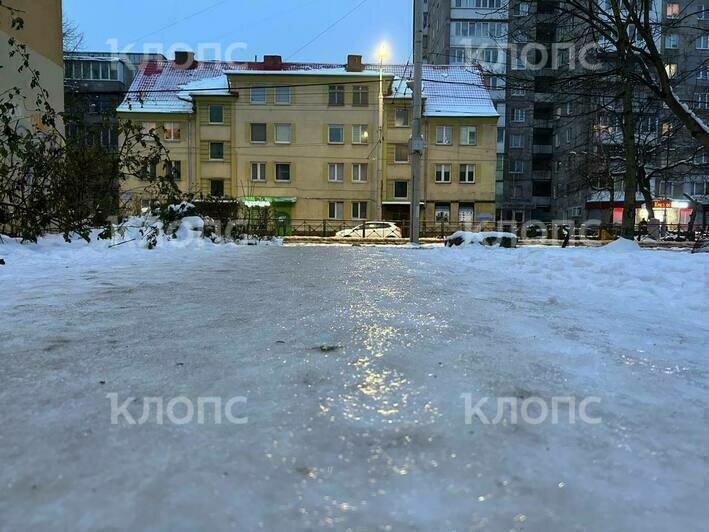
<box><xmin>375</xmin><ymin>42</ymin><xmax>389</xmax><ymax>221</ymax></box>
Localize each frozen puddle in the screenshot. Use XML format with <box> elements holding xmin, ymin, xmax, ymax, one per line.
<box><xmin>0</xmin><ymin>244</ymin><xmax>707</xmax><ymax>530</ymax></box>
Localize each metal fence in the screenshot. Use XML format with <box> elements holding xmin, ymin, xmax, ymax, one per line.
<box><xmin>227</xmin><ymin>218</ymin><xmax>709</xmax><ymax>242</ymax></box>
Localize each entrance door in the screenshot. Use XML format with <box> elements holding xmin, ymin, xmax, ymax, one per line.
<box><xmin>459</xmin><ymin>203</ymin><xmax>475</xmax><ymax>230</ymax></box>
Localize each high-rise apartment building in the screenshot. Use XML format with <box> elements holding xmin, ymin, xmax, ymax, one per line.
<box><xmin>424</xmin><ymin>0</ymin><xmax>709</xmax><ymax>226</ymax></box>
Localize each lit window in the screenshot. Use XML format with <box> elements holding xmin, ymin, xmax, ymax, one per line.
<box><xmin>163</xmin><ymin>122</ymin><xmax>181</xmax><ymax>141</ymax></box>
<box><xmin>352</xmin><ymin>125</ymin><xmax>369</xmax><ymax>144</ymax></box>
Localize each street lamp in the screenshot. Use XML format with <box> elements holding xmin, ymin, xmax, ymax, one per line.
<box><xmin>374</xmin><ymin>42</ymin><xmax>390</xmax><ymax>221</ymax></box>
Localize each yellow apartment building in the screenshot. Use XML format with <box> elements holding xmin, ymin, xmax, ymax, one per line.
<box><xmin>0</xmin><ymin>0</ymin><xmax>64</xmax><ymax>128</ymax></box>
<box><xmin>118</xmin><ymin>54</ymin><xmax>498</xmax><ymax>224</ymax></box>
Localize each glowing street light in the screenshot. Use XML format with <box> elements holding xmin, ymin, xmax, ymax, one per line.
<box><xmin>374</xmin><ymin>41</ymin><xmax>390</xmax><ymax>221</ymax></box>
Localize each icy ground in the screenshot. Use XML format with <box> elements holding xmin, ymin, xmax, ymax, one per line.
<box><xmin>0</xmin><ymin>240</ymin><xmax>707</xmax><ymax>531</ymax></box>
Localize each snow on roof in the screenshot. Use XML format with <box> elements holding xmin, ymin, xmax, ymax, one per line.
<box><xmin>117</xmin><ymin>60</ymin><xmax>497</xmax><ymax>117</ymax></box>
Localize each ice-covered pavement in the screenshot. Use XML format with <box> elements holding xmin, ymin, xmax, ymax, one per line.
<box><xmin>0</xmin><ymin>242</ymin><xmax>707</xmax><ymax>531</ymax></box>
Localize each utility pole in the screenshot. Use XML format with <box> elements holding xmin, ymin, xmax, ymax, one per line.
<box><xmin>376</xmin><ymin>55</ymin><xmax>384</xmax><ymax>221</ymax></box>
<box><xmin>410</xmin><ymin>0</ymin><xmax>424</xmax><ymax>244</ymax></box>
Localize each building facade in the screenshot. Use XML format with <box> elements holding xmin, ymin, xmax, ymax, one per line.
<box><xmin>424</xmin><ymin>0</ymin><xmax>709</xmax><ymax>226</ymax></box>
<box><xmin>117</xmin><ymin>54</ymin><xmax>499</xmax><ymax>224</ymax></box>
<box><xmin>0</xmin><ymin>0</ymin><xmax>64</xmax><ymax>129</ymax></box>
<box><xmin>64</xmin><ymin>52</ymin><xmax>166</xmax><ymax>149</ymax></box>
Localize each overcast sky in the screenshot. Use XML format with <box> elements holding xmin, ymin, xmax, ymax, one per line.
<box><xmin>62</xmin><ymin>0</ymin><xmax>413</xmax><ymax>64</ymax></box>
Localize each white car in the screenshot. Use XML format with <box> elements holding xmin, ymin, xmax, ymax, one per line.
<box><xmin>335</xmin><ymin>222</ymin><xmax>402</xmax><ymax>239</ymax></box>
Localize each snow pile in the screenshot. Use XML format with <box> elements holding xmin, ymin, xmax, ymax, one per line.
<box><xmin>445</xmin><ymin>231</ymin><xmax>518</xmax><ymax>248</ymax></box>
<box><xmin>601</xmin><ymin>237</ymin><xmax>642</xmax><ymax>252</ymax></box>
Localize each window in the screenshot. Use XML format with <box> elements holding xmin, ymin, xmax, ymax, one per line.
<box><xmin>210</xmin><ymin>179</ymin><xmax>224</xmax><ymax>197</ymax></box>
<box><xmin>395</xmin><ymin>107</ymin><xmax>410</xmax><ymax>127</ymax></box>
<box><xmin>435</xmin><ymin>164</ymin><xmax>452</xmax><ymax>183</ymax></box>
<box><xmin>511</xmin><ymin>160</ymin><xmax>525</xmax><ymax>174</ymax></box>
<box><xmin>275</xmin><ymin>86</ymin><xmax>291</xmax><ymax>104</ymax></box>
<box><xmin>209</xmin><ymin>142</ymin><xmax>224</xmax><ymax>160</ymax></box>
<box><xmin>251</xmin><ymin>162</ymin><xmax>266</xmax><ymax>182</ymax></box>
<box><xmin>164</xmin><ymin>122</ymin><xmax>181</xmax><ymax>141</ymax></box>
<box><xmin>698</xmin><ymin>66</ymin><xmax>709</xmax><ymax>80</ymax></box>
<box><xmin>510</xmin><ymin>134</ymin><xmax>524</xmax><ymax>148</ymax></box>
<box><xmin>328</xmin><ymin>85</ymin><xmax>345</xmax><ymax>106</ymax></box>
<box><xmin>275</xmin><ymin>163</ymin><xmax>291</xmax><ymax>182</ymax></box>
<box><xmin>353</xmin><ymin>86</ymin><xmax>369</xmax><ymax>106</ymax></box>
<box><xmin>460</xmin><ymin>164</ymin><xmax>476</xmax><ymax>183</ymax></box>
<box><xmin>453</xmin><ymin>21</ymin><xmax>507</xmax><ymax>38</ymax></box>
<box><xmin>393</xmin><ymin>181</ymin><xmax>408</xmax><ymax>198</ymax></box>
<box><xmin>352</xmin><ymin>202</ymin><xmax>368</xmax><ymax>219</ymax></box>
<box><xmin>328</xmin><ymin>124</ymin><xmax>345</xmax><ymax>144</ymax></box>
<box><xmin>435</xmin><ymin>203</ymin><xmax>451</xmax><ymax>222</ymax></box>
<box><xmin>666</xmin><ymin>3</ymin><xmax>679</xmax><ymax>18</ymax></box>
<box><xmin>250</xmin><ymin>123</ymin><xmax>267</xmax><ymax>143</ymax></box>
<box><xmin>352</xmin><ymin>163</ymin><xmax>368</xmax><ymax>182</ymax></box>
<box><xmin>328</xmin><ymin>163</ymin><xmax>345</xmax><ymax>182</ymax></box>
<box><xmin>251</xmin><ymin>86</ymin><xmax>266</xmax><ymax>104</ymax></box>
<box><xmin>512</xmin><ymin>108</ymin><xmax>526</xmax><ymax>122</ymax></box>
<box><xmin>513</xmin><ymin>2</ymin><xmax>530</xmax><ymax>16</ymax></box>
<box><xmin>328</xmin><ymin>201</ymin><xmax>344</xmax><ymax>219</ymax></box>
<box><xmin>209</xmin><ymin>105</ymin><xmax>224</xmax><ymax>124</ymax></box>
<box><xmin>436</xmin><ymin>126</ymin><xmax>453</xmax><ymax>145</ymax></box>
<box><xmin>460</xmin><ymin>126</ymin><xmax>477</xmax><ymax>145</ymax></box>
<box><xmin>143</xmin><ymin>121</ymin><xmax>157</xmax><ymax>134</ymax></box>
<box><xmin>395</xmin><ymin>144</ymin><xmax>410</xmax><ymax>163</ymax></box>
<box><xmin>697</xmin><ymin>94</ymin><xmax>709</xmax><ymax>109</ymax></box>
<box><xmin>352</xmin><ymin>125</ymin><xmax>369</xmax><ymax>144</ymax></box>
<box><xmin>665</xmin><ymin>34</ymin><xmax>679</xmax><ymax>49</ymax></box>
<box><xmin>700</xmin><ymin>5</ymin><xmax>709</xmax><ymax>20</ymax></box>
<box><xmin>697</xmin><ymin>35</ymin><xmax>709</xmax><ymax>50</ymax></box>
<box><xmin>497</xmin><ymin>127</ymin><xmax>505</xmax><ymax>144</ymax></box>
<box><xmin>692</xmin><ymin>180</ymin><xmax>709</xmax><ymax>195</ymax></box>
<box><xmin>166</xmin><ymin>160</ymin><xmax>182</xmax><ymax>181</ymax></box>
<box><xmin>275</xmin><ymin>123</ymin><xmax>292</xmax><ymax>144</ymax></box>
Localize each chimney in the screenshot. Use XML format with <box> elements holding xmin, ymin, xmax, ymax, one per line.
<box><xmin>263</xmin><ymin>55</ymin><xmax>283</xmax><ymax>70</ymax></box>
<box><xmin>174</xmin><ymin>51</ymin><xmax>197</xmax><ymax>70</ymax></box>
<box><xmin>346</xmin><ymin>54</ymin><xmax>364</xmax><ymax>73</ymax></box>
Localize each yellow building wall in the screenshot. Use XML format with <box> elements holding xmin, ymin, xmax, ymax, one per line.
<box><xmin>0</xmin><ymin>0</ymin><xmax>64</xmax><ymax>127</ymax></box>
<box><xmin>119</xmin><ymin>71</ymin><xmax>498</xmax><ymax>222</ymax></box>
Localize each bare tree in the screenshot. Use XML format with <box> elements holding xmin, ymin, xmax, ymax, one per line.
<box><xmin>62</xmin><ymin>17</ymin><xmax>84</xmax><ymax>53</ymax></box>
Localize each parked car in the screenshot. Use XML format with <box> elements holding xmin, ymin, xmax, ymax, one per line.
<box><xmin>335</xmin><ymin>222</ymin><xmax>402</xmax><ymax>239</ymax></box>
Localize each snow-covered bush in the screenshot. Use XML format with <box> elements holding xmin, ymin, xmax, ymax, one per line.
<box><xmin>445</xmin><ymin>231</ymin><xmax>518</xmax><ymax>248</ymax></box>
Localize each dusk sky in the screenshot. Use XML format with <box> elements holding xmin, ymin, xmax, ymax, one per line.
<box><xmin>63</xmin><ymin>0</ymin><xmax>413</xmax><ymax>64</ymax></box>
